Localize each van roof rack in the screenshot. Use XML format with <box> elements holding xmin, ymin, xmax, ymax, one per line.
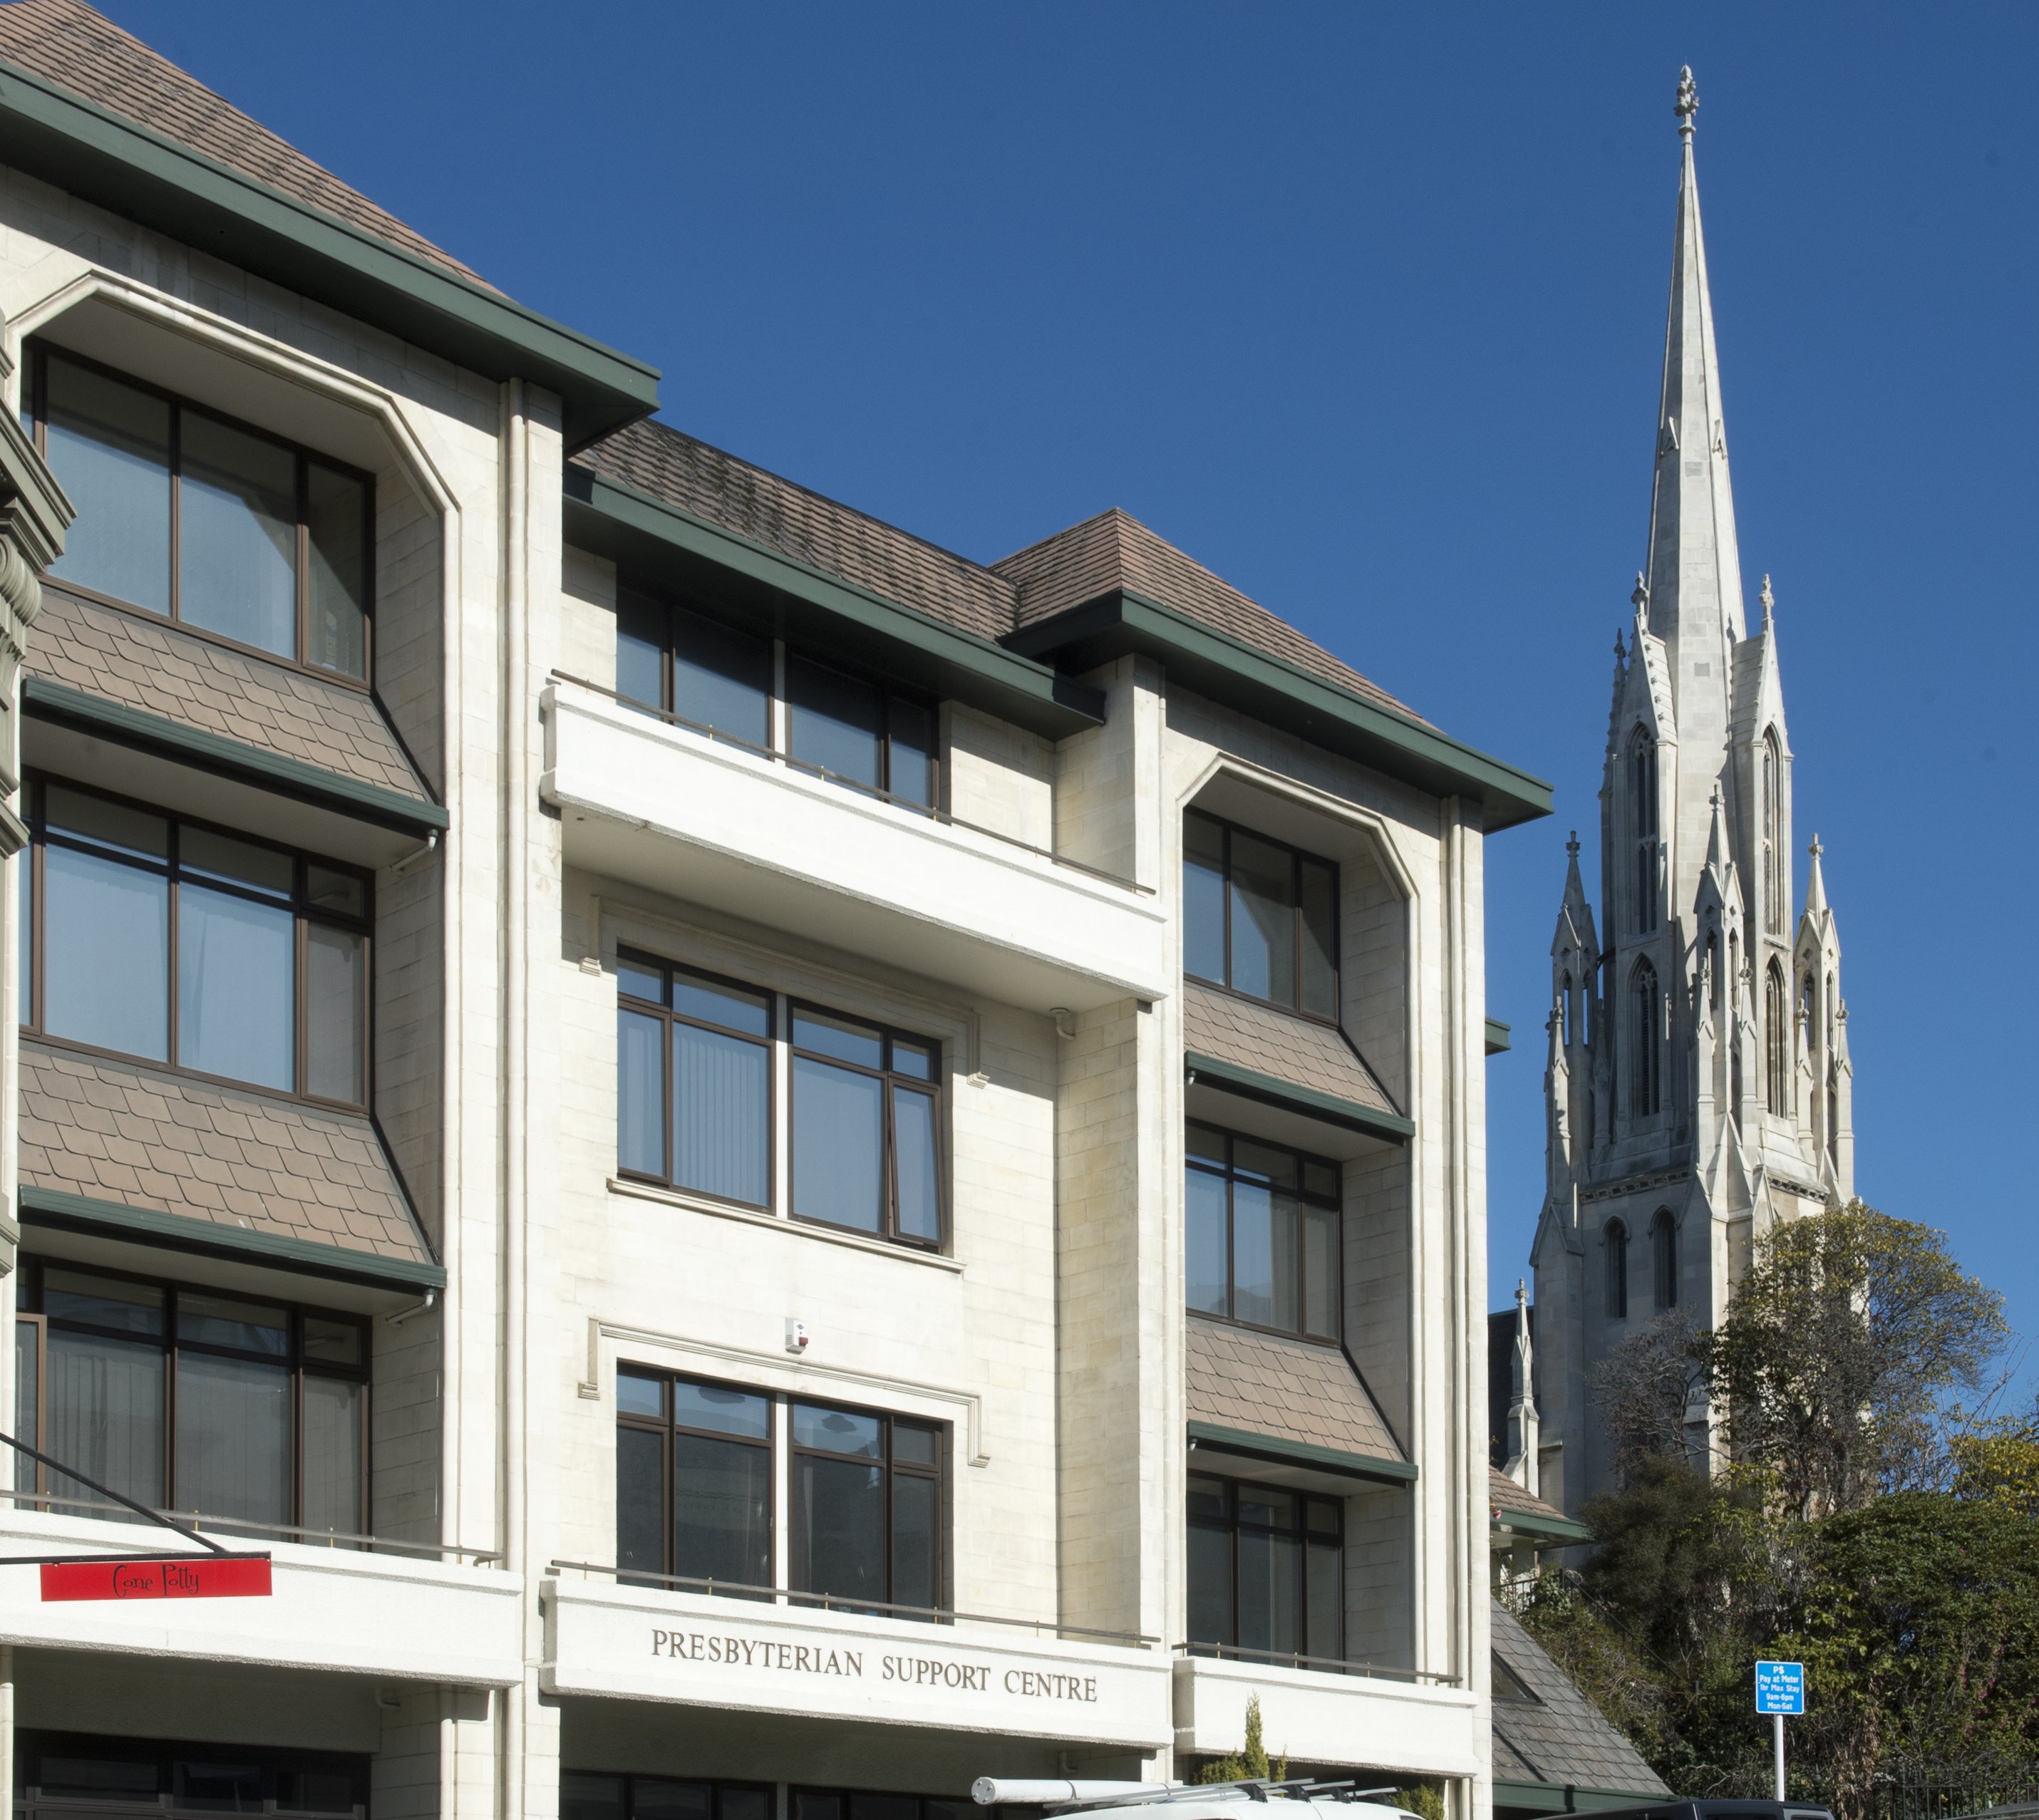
<box><xmin>1048</xmin><ymin>1783</ymin><xmax>1401</xmax><ymax>1814</ymax></box>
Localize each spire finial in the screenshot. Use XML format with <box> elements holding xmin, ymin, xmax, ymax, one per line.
<box><xmin>1676</xmin><ymin>66</ymin><xmax>1699</xmax><ymax>139</ymax></box>
<box><xmin>1515</xmin><ymin>1278</ymin><xmax>1529</xmax><ymax>1310</ymax></box>
<box><xmin>1631</xmin><ymin>569</ymin><xmax>1650</xmax><ymax>612</ymax></box>
<box><xmin>1566</xmin><ymin>829</ymin><xmax>1581</xmax><ymax>859</ymax></box>
<box><xmin>1760</xmin><ymin>573</ymin><xmax>1775</xmax><ymax>626</ymax></box>
<box><xmin>1809</xmin><ymin>834</ymin><xmax>1823</xmax><ymax>860</ymax></box>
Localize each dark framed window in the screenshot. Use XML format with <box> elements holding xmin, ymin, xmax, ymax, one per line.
<box><xmin>16</xmin><ymin>1732</ymin><xmax>368</xmax><ymax>1820</ymax></box>
<box><xmin>791</xmin><ymin>1005</ymin><xmax>943</xmax><ymax>1247</ymax></box>
<box><xmin>1765</xmin><ymin>959</ymin><xmax>1790</xmax><ymax>1117</ymax></box>
<box><xmin>1628</xmin><ymin>958</ymin><xmax>1659</xmax><ymax>1121</ymax></box>
<box><xmin>790</xmin><ymin>1397</ymin><xmax>944</xmax><ymax>1613</ymax></box>
<box><xmin>614</xmin><ymin>1368</ymin><xmax>772</xmax><ymax>1596</ymax></box>
<box><xmin>1629</xmin><ymin>729</ymin><xmax>1658</xmax><ymax>934</ymax></box>
<box><xmin>1651</xmin><ymin>1209</ymin><xmax>1678</xmax><ymax>1313</ymax></box>
<box><xmin>564</xmin><ymin>1775</ymin><xmax>773</xmax><ymax>1820</ymax></box>
<box><xmin>1183</xmin><ymin>810</ymin><xmax>1338</xmax><ymax>1019</ymax></box>
<box><xmin>18</xmin><ymin>776</ymin><xmax>372</xmax><ymax>1107</ymax></box>
<box><xmin>1184</xmin><ymin>1123</ymin><xmax>1340</xmax><ymax>1340</ymax></box>
<box><xmin>1604</xmin><ymin>1219</ymin><xmax>1629</xmax><ymax>1320</ymax></box>
<box><xmin>24</xmin><ymin>343</ymin><xmax>373</xmax><ymax>681</ymax></box>
<box><xmin>1186</xmin><ymin>1471</ymin><xmax>1342</xmax><ymax>1663</ymax></box>
<box><xmin>1492</xmin><ymin>1654</ymin><xmax>1542</xmax><ymax>1705</ymax></box>
<box><xmin>793</xmin><ymin>1792</ymin><xmax>984</xmax><ymax>1820</ymax></box>
<box><xmin>616</xmin><ymin>586</ymin><xmax>934</xmax><ymax>808</ymax></box>
<box><xmin>616</xmin><ymin>953</ymin><xmax>773</xmax><ymax>1209</ymax></box>
<box><xmin>13</xmin><ymin>1260</ymin><xmax>368</xmax><ymax>1539</ymax></box>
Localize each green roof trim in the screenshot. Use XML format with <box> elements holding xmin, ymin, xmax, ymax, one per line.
<box><xmin>1009</xmin><ymin>590</ymin><xmax>1554</xmax><ymax>832</ymax></box>
<box><xmin>19</xmin><ymin>1185</ymin><xmax>445</xmax><ymax>1293</ymax></box>
<box><xmin>1184</xmin><ymin>1050</ymin><xmax>1414</xmax><ymax>1143</ymax></box>
<box><xmin>23</xmin><ymin>675</ymin><xmax>448</xmax><ymax>838</ymax></box>
<box><xmin>1494</xmin><ymin>1505</ymin><xmax>1594</xmax><ymax>1546</ymax></box>
<box><xmin>1492</xmin><ymin>1782</ymin><xmax>1670</xmax><ymax>1815</ymax></box>
<box><xmin>0</xmin><ymin>61</ymin><xmax>659</xmax><ymax>449</ymax></box>
<box><xmin>1486</xmin><ymin>1016</ymin><xmax>1513</xmax><ymax>1055</ymax></box>
<box><xmin>1188</xmin><ymin>1419</ymin><xmax>1417</xmax><ymax>1487</ymax></box>
<box><xmin>564</xmin><ymin>465</ymin><xmax>1106</xmax><ymax>740</ymax></box>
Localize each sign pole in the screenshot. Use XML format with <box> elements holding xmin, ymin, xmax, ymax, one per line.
<box><xmin>1774</xmin><ymin>1711</ymin><xmax>1785</xmax><ymax>1801</ymax></box>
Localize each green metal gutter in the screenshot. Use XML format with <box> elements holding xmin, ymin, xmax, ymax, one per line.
<box><xmin>1009</xmin><ymin>590</ymin><xmax>1554</xmax><ymax>832</ymax></box>
<box><xmin>1188</xmin><ymin>1420</ymin><xmax>1416</xmax><ymax>1488</ymax></box>
<box><xmin>564</xmin><ymin>465</ymin><xmax>1106</xmax><ymax>740</ymax></box>
<box><xmin>24</xmin><ymin>676</ymin><xmax>448</xmax><ymax>839</ymax></box>
<box><xmin>1185</xmin><ymin>1050</ymin><xmax>1414</xmax><ymax>1144</ymax></box>
<box><xmin>0</xmin><ymin>61</ymin><xmax>659</xmax><ymax>450</ymax></box>
<box><xmin>1494</xmin><ymin>1506</ymin><xmax>1594</xmax><ymax>1546</ymax></box>
<box><xmin>1486</xmin><ymin>1017</ymin><xmax>1512</xmax><ymax>1055</ymax></box>
<box><xmin>19</xmin><ymin>1186</ymin><xmax>445</xmax><ymax>1293</ymax></box>
<box><xmin>1492</xmin><ymin>1781</ymin><xmax>1668</xmax><ymax>1815</ymax></box>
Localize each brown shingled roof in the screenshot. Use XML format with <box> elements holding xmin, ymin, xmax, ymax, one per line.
<box><xmin>19</xmin><ymin>1039</ymin><xmax>433</xmax><ymax>1269</ymax></box>
<box><xmin>1186</xmin><ymin>1317</ymin><xmax>1404</xmax><ymax>1465</ymax></box>
<box><xmin>1489</xmin><ymin>1466</ymin><xmax>1579</xmax><ymax>1531</ymax></box>
<box><xmin>1184</xmin><ymin>981</ymin><xmax>1402</xmax><ymax>1120</ymax></box>
<box><xmin>1491</xmin><ymin>1602</ymin><xmax>1671</xmax><ymax>1798</ymax></box>
<box><xmin>0</xmin><ymin>0</ymin><xmax>487</xmax><ymax>286</ymax></box>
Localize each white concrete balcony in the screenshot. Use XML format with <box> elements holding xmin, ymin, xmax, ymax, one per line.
<box><xmin>542</xmin><ymin>677</ymin><xmax>1170</xmax><ymax>1013</ymax></box>
<box><xmin>1172</xmin><ymin>1650</ymin><xmax>1480</xmax><ymax>1779</ymax></box>
<box><xmin>541</xmin><ymin>1571</ymin><xmax>1173</xmax><ymax>1749</ymax></box>
<box><xmin>0</xmin><ymin>1507</ymin><xmax>523</xmax><ymax>1687</ymax></box>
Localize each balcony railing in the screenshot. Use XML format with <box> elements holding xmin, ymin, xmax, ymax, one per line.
<box><xmin>1175</xmin><ymin>1639</ymin><xmax>1461</xmax><ymax>1686</ymax></box>
<box><xmin>18</xmin><ymin>1800</ymin><xmax>361</xmax><ymax>1820</ymax></box>
<box><xmin>549</xmin><ymin>1558</ymin><xmax>1155</xmax><ymax>1648</ymax></box>
<box><xmin>1</xmin><ymin>1488</ymin><xmax>500</xmax><ymax>1564</ymax></box>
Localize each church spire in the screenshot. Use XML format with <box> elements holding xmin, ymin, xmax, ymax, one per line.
<box><xmin>1643</xmin><ymin>66</ymin><xmax>1748</xmax><ymax>666</ymax></box>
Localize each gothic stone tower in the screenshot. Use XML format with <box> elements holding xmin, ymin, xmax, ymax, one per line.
<box><xmin>1529</xmin><ymin>71</ymin><xmax>1856</xmax><ymax>1516</ymax></box>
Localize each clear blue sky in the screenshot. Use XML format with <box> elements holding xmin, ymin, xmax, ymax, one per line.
<box><xmin>101</xmin><ymin>4</ymin><xmax>2037</xmax><ymax>1367</ymax></box>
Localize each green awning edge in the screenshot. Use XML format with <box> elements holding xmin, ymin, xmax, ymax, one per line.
<box><xmin>1188</xmin><ymin>1419</ymin><xmax>1417</xmax><ymax>1487</ymax></box>
<box><xmin>24</xmin><ymin>675</ymin><xmax>449</xmax><ymax>838</ymax></box>
<box><xmin>1009</xmin><ymin>591</ymin><xmax>1554</xmax><ymax>832</ymax></box>
<box><xmin>1185</xmin><ymin>1050</ymin><xmax>1415</xmax><ymax>1142</ymax></box>
<box><xmin>564</xmin><ymin>466</ymin><xmax>1107</xmax><ymax>741</ymax></box>
<box><xmin>1485</xmin><ymin>1017</ymin><xmax>1512</xmax><ymax>1056</ymax></box>
<box><xmin>0</xmin><ymin>61</ymin><xmax>659</xmax><ymax>450</ymax></box>
<box><xmin>1494</xmin><ymin>1506</ymin><xmax>1595</xmax><ymax>1546</ymax></box>
<box><xmin>1492</xmin><ymin>1781</ymin><xmax>1671</xmax><ymax>1815</ymax></box>
<box><xmin>19</xmin><ymin>1185</ymin><xmax>445</xmax><ymax>1292</ymax></box>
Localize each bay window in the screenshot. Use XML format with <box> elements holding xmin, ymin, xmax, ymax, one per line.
<box><xmin>1186</xmin><ymin>1122</ymin><xmax>1341</xmax><ymax>1340</ymax></box>
<box><xmin>14</xmin><ymin>1261</ymin><xmax>368</xmax><ymax>1539</ymax></box>
<box><xmin>1184</xmin><ymin>810</ymin><xmax>1338</xmax><ymax>1018</ymax></box>
<box><xmin>19</xmin><ymin>779</ymin><xmax>371</xmax><ymax>1106</ymax></box>
<box><xmin>1187</xmin><ymin>1472</ymin><xmax>1343</xmax><ymax>1664</ymax></box>
<box><xmin>25</xmin><ymin>345</ymin><xmax>372</xmax><ymax>679</ymax></box>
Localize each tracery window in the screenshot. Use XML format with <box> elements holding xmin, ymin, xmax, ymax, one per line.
<box><xmin>1762</xmin><ymin>731</ymin><xmax>1785</xmax><ymax>934</ymax></box>
<box><xmin>1629</xmin><ymin>959</ymin><xmax>1659</xmax><ymax>1120</ymax></box>
<box><xmin>1651</xmin><ymin>1210</ymin><xmax>1678</xmax><ymax>1313</ymax></box>
<box><xmin>1605</xmin><ymin>1219</ymin><xmax>1629</xmax><ymax>1320</ymax></box>
<box><xmin>1629</xmin><ymin>730</ymin><xmax>1658</xmax><ymax>934</ymax></box>
<box><xmin>1765</xmin><ymin>960</ymin><xmax>1790</xmax><ymax>1117</ymax></box>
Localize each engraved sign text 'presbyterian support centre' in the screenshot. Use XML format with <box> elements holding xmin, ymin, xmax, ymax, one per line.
<box><xmin>650</xmin><ymin>1627</ymin><xmax>1101</xmax><ymax>1703</ymax></box>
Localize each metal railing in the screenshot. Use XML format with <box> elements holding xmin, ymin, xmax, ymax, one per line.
<box><xmin>1</xmin><ymin>1487</ymin><xmax>500</xmax><ymax>1564</ymax></box>
<box><xmin>548</xmin><ymin>671</ymin><xmax>1155</xmax><ymax>896</ymax></box>
<box><xmin>16</xmin><ymin>1799</ymin><xmax>363</xmax><ymax>1820</ymax></box>
<box><xmin>1175</xmin><ymin>1638</ymin><xmax>1461</xmax><ymax>1686</ymax></box>
<box><xmin>548</xmin><ymin>1558</ymin><xmax>1155</xmax><ymax>1647</ymax></box>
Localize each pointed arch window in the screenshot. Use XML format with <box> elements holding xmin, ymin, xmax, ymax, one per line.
<box><xmin>1762</xmin><ymin>731</ymin><xmax>1785</xmax><ymax>934</ymax></box>
<box><xmin>1765</xmin><ymin>959</ymin><xmax>1790</xmax><ymax>1117</ymax></box>
<box><xmin>1629</xmin><ymin>959</ymin><xmax>1660</xmax><ymax>1120</ymax></box>
<box><xmin>1605</xmin><ymin>1219</ymin><xmax>1629</xmax><ymax>1320</ymax></box>
<box><xmin>1651</xmin><ymin>1210</ymin><xmax>1678</xmax><ymax>1312</ymax></box>
<box><xmin>1827</xmin><ymin>1060</ymin><xmax>1840</xmax><ymax>1167</ymax></box>
<box><xmin>1629</xmin><ymin>730</ymin><xmax>1658</xmax><ymax>934</ymax></box>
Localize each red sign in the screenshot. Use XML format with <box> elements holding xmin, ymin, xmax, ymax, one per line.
<box><xmin>40</xmin><ymin>1556</ymin><xmax>272</xmax><ymax>1601</ymax></box>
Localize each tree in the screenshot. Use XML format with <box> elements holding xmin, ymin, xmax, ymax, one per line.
<box><xmin>1195</xmin><ymin>1694</ymin><xmax>1288</xmax><ymax>1784</ymax></box>
<box><xmin>1591</xmin><ymin>1309</ymin><xmax>1707</xmax><ymax>1484</ymax></box>
<box><xmin>1703</xmin><ymin>1204</ymin><xmax>2008</xmax><ymax>1519</ymax></box>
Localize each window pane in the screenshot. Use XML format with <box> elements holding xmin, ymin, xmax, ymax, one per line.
<box><xmin>616</xmin><ymin>589</ymin><xmax>666</xmax><ymax>708</ymax></box>
<box><xmin>1232</xmin><ymin>1179</ymin><xmax>1275</xmax><ymax>1328</ymax></box>
<box><xmin>673</xmin><ymin>1022</ymin><xmax>769</xmax><ymax>1206</ymax></box>
<box><xmin>302</xmin><ymin>1318</ymin><xmax>361</xmax><ymax>1367</ymax></box>
<box><xmin>892</xmin><ymin>1085</ymin><xmax>941</xmax><ymax>1244</ymax></box>
<box><xmin>47</xmin><ymin>1328</ymin><xmax>162</xmax><ymax>1506</ymax></box>
<box><xmin>177</xmin><ymin>1293</ymin><xmax>289</xmax><ymax>1355</ymax></box>
<box><xmin>1303</xmin><ymin>1158</ymin><xmax>1338</xmax><ymax>1201</ymax></box>
<box><xmin>46</xmin><ymin>787</ymin><xmax>168</xmax><ymax>861</ymax></box>
<box><xmin>1183</xmin><ymin>814</ymin><xmax>1226</xmax><ymax>984</ymax></box>
<box><xmin>674</xmin><ymin>973</ymin><xmax>770</xmax><ymax>1038</ymax></box>
<box><xmin>671</xmin><ymin>606</ymin><xmax>772</xmax><ymax>747</ymax></box>
<box><xmin>1306</xmin><ymin>1496</ymin><xmax>1341</xmax><ymax>1536</ymax></box>
<box><xmin>1186</xmin><ymin>1167</ymin><xmax>1229</xmax><ymax>1316</ymax></box>
<box><xmin>1186</xmin><ymin>1122</ymin><xmax>1227</xmax><ymax>1167</ymax></box>
<box><xmin>1187</xmin><ymin>1519</ymin><xmax>1233</xmax><ymax>1646</ymax></box>
<box><xmin>1238</xmin><ymin>1484</ymin><xmax>1296</xmax><ymax>1529</ymax></box>
<box><xmin>44</xmin><ymin>356</ymin><xmax>171</xmax><ymax>614</ymax></box>
<box><xmin>305</xmin><ymin>924</ymin><xmax>365</xmax><ymax>1102</ymax></box>
<box><xmin>1303</xmin><ymin>1203</ymin><xmax>1339</xmax><ymax>1340</ymax></box>
<box><xmin>36</xmin><ymin>1757</ymin><xmax>159</xmax><ymax>1802</ymax></box>
<box><xmin>175</xmin><ymin>1350</ymin><xmax>290</xmax><ymax>1525</ymax></box>
<box><xmin>616</xmin><ymin>1370</ymin><xmax>664</xmax><ymax>1418</ymax></box>
<box><xmin>1300</xmin><ymin>858</ymin><xmax>1337</xmax><ymax>1018</ymax></box>
<box><xmin>617</xmin><ymin>1008</ymin><xmax>666</xmax><ymax>1177</ymax></box>
<box><xmin>306</xmin><ymin>866</ymin><xmax>365</xmax><ymax>919</ymax></box>
<box><xmin>893</xmin><ymin>1422</ymin><xmax>939</xmax><ymax>1467</ymax></box>
<box><xmin>673</xmin><ymin>1430</ymin><xmax>772</xmax><ymax>1591</ymax></box>
<box><xmin>1229</xmin><ymin>832</ymin><xmax>1296</xmax><ymax>1005</ymax></box>
<box><xmin>793</xmin><ymin>1796</ymin><xmax>843</xmax><ymax>1820</ymax></box>
<box><xmin>617</xmin><ymin>956</ymin><xmax>664</xmax><ymax>1003</ymax></box>
<box><xmin>793</xmin><ymin>1402</ymin><xmax>882</xmax><ymax>1458</ymax></box>
<box><xmin>891</xmin><ymin>1470</ymin><xmax>939</xmax><ymax>1610</ymax></box>
<box><xmin>1234</xmin><ymin>1139</ymin><xmax>1296</xmax><ymax>1190</ymax></box>
<box><xmin>887</xmin><ymin>699</ymin><xmax>934</xmax><ymax>807</ymax></box>
<box><xmin>1187</xmin><ymin>1473</ymin><xmax>1229</xmax><ymax>1521</ymax></box>
<box><xmin>178</xmin><ymin>881</ymin><xmax>293</xmax><ymax>1090</ymax></box>
<box><xmin>46</xmin><ymin>1270</ymin><xmax>165</xmax><ymax>1336</ymax></box>
<box><xmin>793</xmin><ymin>1056</ymin><xmax>882</xmax><ymax>1231</ymax></box>
<box><xmin>563</xmin><ymin>1775</ymin><xmax>627</xmax><ymax>1820</ymax></box>
<box><xmin>615</xmin><ymin>1422</ymin><xmax>665</xmax><ymax>1582</ymax></box>
<box><xmin>672</xmin><ymin>1378</ymin><xmax>770</xmax><ymax>1440</ymax></box>
<box><xmin>305</xmin><ymin>462</ymin><xmax>367</xmax><ymax>678</ymax></box>
<box><xmin>1306</xmin><ymin>1538</ymin><xmax>1342</xmax><ymax>1659</ymax></box>
<box><xmin>43</xmin><ymin>844</ymin><xmax>168</xmax><ymax>1060</ymax></box>
<box><xmin>720</xmin><ymin>1791</ymin><xmax>773</xmax><ymax>1820</ymax></box>
<box><xmin>14</xmin><ymin>1318</ymin><xmax>37</xmax><ymax>1495</ymax></box>
<box><xmin>180</xmin><ymin>827</ymin><xmax>293</xmax><ymax>896</ymax></box>
<box><xmin>792</xmin><ymin>1008</ymin><xmax>882</xmax><ymax>1068</ymax></box>
<box><xmin>788</xmin><ymin>657</ymin><xmax>883</xmax><ymax>789</ymax></box>
<box><xmin>889</xmin><ymin>1037</ymin><xmax>935</xmax><ymax>1081</ymax></box>
<box><xmin>1271</xmin><ymin>1196</ymin><xmax>1300</xmax><ymax>1333</ymax></box>
<box><xmin>1237</xmin><ymin>1527</ymin><xmax>1300</xmax><ymax>1656</ymax></box>
<box><xmin>848</xmin><ymin>1799</ymin><xmax>918</xmax><ymax>1820</ymax></box>
<box><xmin>792</xmin><ymin>1451</ymin><xmax>884</xmax><ymax>1602</ymax></box>
<box><xmin>19</xmin><ymin>839</ymin><xmax>31</xmax><ymax>1020</ymax></box>
<box><xmin>179</xmin><ymin>413</ymin><xmax>297</xmax><ymax>656</ymax></box>
<box><xmin>635</xmin><ymin>1784</ymin><xmax>713</xmax><ymax>1820</ymax></box>
<box><xmin>302</xmin><ymin>1375</ymin><xmax>363</xmax><ymax>1540</ymax></box>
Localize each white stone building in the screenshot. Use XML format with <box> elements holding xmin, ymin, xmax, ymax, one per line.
<box><xmin>1528</xmin><ymin>71</ymin><xmax>1856</xmax><ymax>1516</ymax></box>
<box><xmin>0</xmin><ymin>6</ymin><xmax>1555</xmax><ymax>1819</ymax></box>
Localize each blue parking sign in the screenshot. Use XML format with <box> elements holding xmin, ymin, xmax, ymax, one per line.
<box><xmin>1755</xmin><ymin>1661</ymin><xmax>1806</xmax><ymax>1715</ymax></box>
